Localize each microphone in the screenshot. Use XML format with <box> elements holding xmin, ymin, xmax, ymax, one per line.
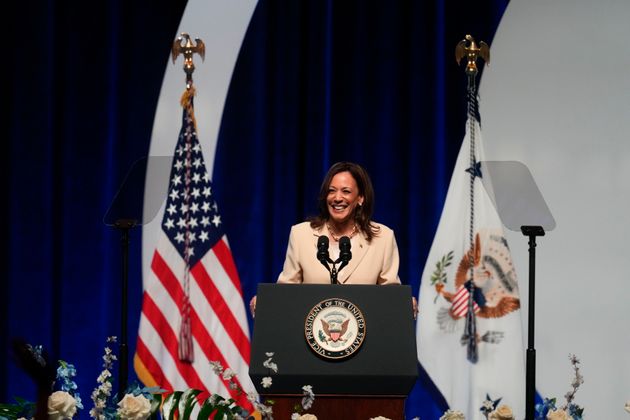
<box><xmin>317</xmin><ymin>235</ymin><xmax>331</xmax><ymax>271</ymax></box>
<box><xmin>337</xmin><ymin>236</ymin><xmax>352</xmax><ymax>271</ymax></box>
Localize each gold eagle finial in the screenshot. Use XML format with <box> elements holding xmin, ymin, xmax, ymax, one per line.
<box><xmin>172</xmin><ymin>33</ymin><xmax>206</xmax><ymax>89</ymax></box>
<box><xmin>455</xmin><ymin>34</ymin><xmax>490</xmax><ymax>76</ymax></box>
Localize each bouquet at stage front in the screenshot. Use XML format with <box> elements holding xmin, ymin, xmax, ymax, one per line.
<box><xmin>0</xmin><ymin>342</ymin><xmax>83</xmax><ymax>419</ymax></box>
<box><xmin>0</xmin><ymin>337</ymin><xmax>261</xmax><ymax>420</ymax></box>
<box><xmin>471</xmin><ymin>354</ymin><xmax>586</xmax><ymax>420</ymax></box>
<box><xmin>533</xmin><ymin>355</ymin><xmax>584</xmax><ymax>420</ymax></box>
<box><xmin>2</xmin><ymin>338</ymin><xmax>320</xmax><ymax>419</ymax></box>
<box><xmin>0</xmin><ymin>338</ymin><xmax>163</xmax><ymax>420</ymax></box>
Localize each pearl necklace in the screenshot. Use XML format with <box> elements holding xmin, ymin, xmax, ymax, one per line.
<box><xmin>327</xmin><ymin>222</ymin><xmax>357</xmax><ymax>242</ymax></box>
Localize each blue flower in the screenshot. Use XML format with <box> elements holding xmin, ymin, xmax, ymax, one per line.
<box><xmin>535</xmin><ymin>397</ymin><xmax>557</xmax><ymax>420</ymax></box>
<box><xmin>479</xmin><ymin>393</ymin><xmax>502</xmax><ymax>416</ymax></box>
<box><xmin>56</xmin><ymin>361</ymin><xmax>83</xmax><ymax>410</ymax></box>
<box><xmin>567</xmin><ymin>403</ymin><xmax>584</xmax><ymax>419</ymax></box>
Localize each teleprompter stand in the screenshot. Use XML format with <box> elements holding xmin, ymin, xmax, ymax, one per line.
<box><xmin>480</xmin><ymin>161</ymin><xmax>556</xmax><ymax>420</ymax></box>
<box><xmin>249</xmin><ymin>284</ymin><xmax>418</xmax><ymax>419</ymax></box>
<box><xmin>103</xmin><ymin>156</ymin><xmax>171</xmax><ymax>399</ymax></box>
<box><xmin>521</xmin><ymin>225</ymin><xmax>545</xmax><ymax>420</ymax></box>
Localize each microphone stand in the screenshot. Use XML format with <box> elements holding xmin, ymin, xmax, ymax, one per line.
<box><xmin>329</xmin><ymin>262</ymin><xmax>338</xmax><ymax>284</ymax></box>
<box><xmin>329</xmin><ymin>255</ymin><xmax>350</xmax><ymax>285</ymax></box>
<box><xmin>319</xmin><ymin>255</ymin><xmax>341</xmax><ymax>285</ymax></box>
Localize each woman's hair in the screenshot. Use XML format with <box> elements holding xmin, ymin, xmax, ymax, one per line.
<box><xmin>310</xmin><ymin>161</ymin><xmax>380</xmax><ymax>241</ymax></box>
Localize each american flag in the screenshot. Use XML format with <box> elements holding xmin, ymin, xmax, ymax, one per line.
<box><xmin>451</xmin><ymin>284</ymin><xmax>480</xmax><ymax>318</ymax></box>
<box><xmin>135</xmin><ymin>89</ymin><xmax>254</xmax><ymax>408</ymax></box>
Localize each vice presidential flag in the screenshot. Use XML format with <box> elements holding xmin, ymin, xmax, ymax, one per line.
<box><xmin>417</xmin><ymin>116</ymin><xmax>525</xmax><ymax>419</ymax></box>
<box><xmin>135</xmin><ymin>88</ymin><xmax>254</xmax><ymax>409</ymax></box>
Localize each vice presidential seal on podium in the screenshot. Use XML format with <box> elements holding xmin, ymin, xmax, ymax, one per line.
<box><xmin>304</xmin><ymin>297</ymin><xmax>367</xmax><ymax>360</ymax></box>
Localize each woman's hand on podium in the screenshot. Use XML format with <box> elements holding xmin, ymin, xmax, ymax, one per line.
<box><xmin>412</xmin><ymin>296</ymin><xmax>419</xmax><ymax>320</ymax></box>
<box><xmin>249</xmin><ymin>295</ymin><xmax>257</xmax><ymax>318</ymax></box>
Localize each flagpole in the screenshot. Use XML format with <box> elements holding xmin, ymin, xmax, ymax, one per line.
<box><xmin>455</xmin><ymin>34</ymin><xmax>489</xmax><ymax>364</ymax></box>
<box><xmin>455</xmin><ymin>35</ymin><xmax>546</xmax><ymax>419</ymax></box>
<box><xmin>171</xmin><ymin>33</ymin><xmax>205</xmax><ymax>364</ymax></box>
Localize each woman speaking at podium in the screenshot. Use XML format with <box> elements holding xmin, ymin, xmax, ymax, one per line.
<box><xmin>249</xmin><ymin>162</ymin><xmax>419</xmax><ymax>317</ymax></box>
<box><xmin>277</xmin><ymin>161</ymin><xmax>401</xmax><ymax>285</ymax></box>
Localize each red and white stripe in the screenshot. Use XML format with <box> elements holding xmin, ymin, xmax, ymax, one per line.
<box><xmin>136</xmin><ymin>230</ymin><xmax>254</xmax><ymax>409</ymax></box>
<box><xmin>451</xmin><ymin>285</ymin><xmax>480</xmax><ymax>318</ymax></box>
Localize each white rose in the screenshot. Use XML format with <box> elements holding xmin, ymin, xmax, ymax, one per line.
<box><xmin>117</xmin><ymin>393</ymin><xmax>152</xmax><ymax>420</ymax></box>
<box><xmin>440</xmin><ymin>409</ymin><xmax>465</xmax><ymax>420</ymax></box>
<box><xmin>370</xmin><ymin>417</ymin><xmax>392</xmax><ymax>420</ymax></box>
<box><xmin>296</xmin><ymin>414</ymin><xmax>318</xmax><ymax>420</ymax></box>
<box><xmin>546</xmin><ymin>409</ymin><xmax>571</xmax><ymax>420</ymax></box>
<box><xmin>489</xmin><ymin>404</ymin><xmax>515</xmax><ymax>420</ymax></box>
<box><xmin>48</xmin><ymin>390</ymin><xmax>77</xmax><ymax>419</ymax></box>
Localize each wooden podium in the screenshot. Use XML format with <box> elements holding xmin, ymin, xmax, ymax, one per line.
<box><xmin>249</xmin><ymin>284</ymin><xmax>418</xmax><ymax>419</ymax></box>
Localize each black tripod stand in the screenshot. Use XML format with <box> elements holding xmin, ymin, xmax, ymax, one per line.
<box><xmin>521</xmin><ymin>225</ymin><xmax>545</xmax><ymax>420</ymax></box>
<box><xmin>113</xmin><ymin>218</ymin><xmax>137</xmax><ymax>399</ymax></box>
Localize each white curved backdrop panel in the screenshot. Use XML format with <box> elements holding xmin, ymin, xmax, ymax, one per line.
<box><xmin>480</xmin><ymin>1</ymin><xmax>630</xmax><ymax>418</ymax></box>
<box><xmin>143</xmin><ymin>0</ymin><xmax>257</xmax><ymax>284</ymax></box>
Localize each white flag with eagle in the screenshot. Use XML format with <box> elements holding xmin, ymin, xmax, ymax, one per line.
<box><xmin>417</xmin><ymin>116</ymin><xmax>525</xmax><ymax>419</ymax></box>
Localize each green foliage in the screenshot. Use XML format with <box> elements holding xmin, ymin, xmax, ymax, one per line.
<box><xmin>178</xmin><ymin>389</ymin><xmax>202</xmax><ymax>419</ymax></box>
<box><xmin>161</xmin><ymin>390</ymin><xmax>249</xmax><ymax>420</ymax></box>
<box><xmin>430</xmin><ymin>250</ymin><xmax>454</xmax><ymax>285</ymax></box>
<box><xmin>149</xmin><ymin>394</ymin><xmax>162</xmax><ymax>420</ymax></box>
<box><xmin>162</xmin><ymin>390</ymin><xmax>183</xmax><ymax>420</ymax></box>
<box><xmin>0</xmin><ymin>396</ymin><xmax>36</xmax><ymax>419</ymax></box>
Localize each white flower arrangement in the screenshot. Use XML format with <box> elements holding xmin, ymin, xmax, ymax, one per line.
<box><xmin>22</xmin><ymin>341</ymin><xmax>627</xmax><ymax>420</ymax></box>
<box><xmin>116</xmin><ymin>394</ymin><xmax>152</xmax><ymax>420</ymax></box>
<box><xmin>89</xmin><ymin>336</ymin><xmax>118</xmax><ymax>420</ymax></box>
<box><xmin>178</xmin><ymin>356</ymin><xmax>272</xmax><ymax>419</ymax></box>
<box><xmin>261</xmin><ymin>377</ymin><xmax>273</xmax><ymax>389</ymax></box>
<box><xmin>440</xmin><ymin>409</ymin><xmax>465</xmax><ymax>420</ymax></box>
<box><xmin>300</xmin><ymin>385</ymin><xmax>315</xmax><ymax>411</ymax></box>
<box><xmin>479</xmin><ymin>394</ymin><xmax>503</xmax><ymax>419</ymax></box>
<box><xmin>291</xmin><ymin>414</ymin><xmax>318</xmax><ymax>420</ymax></box>
<box><xmin>48</xmin><ymin>390</ymin><xmax>78</xmax><ymax>420</ymax></box>
<box><xmin>534</xmin><ymin>354</ymin><xmax>584</xmax><ymax>420</ymax></box>
<box><xmin>489</xmin><ymin>404</ymin><xmax>515</xmax><ymax>420</ymax></box>
<box><xmin>546</xmin><ymin>409</ymin><xmax>572</xmax><ymax>420</ymax></box>
<box><xmin>0</xmin><ymin>344</ymin><xmax>83</xmax><ymax>419</ymax></box>
<box><xmin>286</xmin><ymin>382</ymin><xmax>316</xmax><ymax>419</ymax></box>
<box><xmin>263</xmin><ymin>352</ymin><xmax>279</xmax><ymax>373</ymax></box>
<box><xmin>259</xmin><ymin>351</ymin><xmax>276</xmax><ymax>390</ymax></box>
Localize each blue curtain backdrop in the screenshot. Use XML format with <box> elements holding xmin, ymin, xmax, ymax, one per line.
<box><xmin>3</xmin><ymin>1</ymin><xmax>508</xmax><ymax>419</ymax></box>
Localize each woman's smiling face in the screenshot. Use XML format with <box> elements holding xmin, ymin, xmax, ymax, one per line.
<box><xmin>326</xmin><ymin>171</ymin><xmax>364</xmax><ymax>226</ymax></box>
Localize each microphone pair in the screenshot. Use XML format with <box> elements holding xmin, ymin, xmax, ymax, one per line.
<box><xmin>317</xmin><ymin>236</ymin><xmax>352</xmax><ymax>284</ymax></box>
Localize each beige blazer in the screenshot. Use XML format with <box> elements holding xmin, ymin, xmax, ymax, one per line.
<box><xmin>277</xmin><ymin>221</ymin><xmax>401</xmax><ymax>285</ymax></box>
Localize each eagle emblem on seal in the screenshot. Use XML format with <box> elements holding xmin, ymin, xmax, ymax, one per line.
<box><xmin>321</xmin><ymin>319</ymin><xmax>350</xmax><ymax>343</ymax></box>
<box><xmin>432</xmin><ymin>228</ymin><xmax>520</xmax><ymax>338</ymax></box>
